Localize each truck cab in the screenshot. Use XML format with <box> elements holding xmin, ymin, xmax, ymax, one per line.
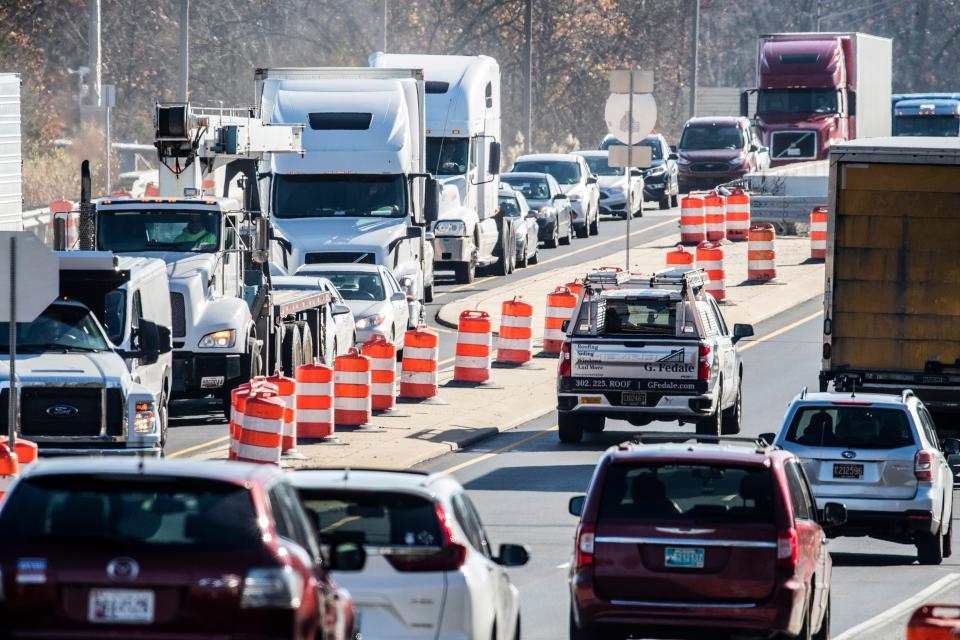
<box><xmin>892</xmin><ymin>93</ymin><xmax>960</xmax><ymax>137</ymax></box>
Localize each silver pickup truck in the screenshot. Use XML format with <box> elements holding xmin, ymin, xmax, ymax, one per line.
<box><xmin>556</xmin><ymin>269</ymin><xmax>753</xmax><ymax>443</ymax></box>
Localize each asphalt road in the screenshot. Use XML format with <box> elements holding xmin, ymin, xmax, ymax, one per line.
<box><xmin>164</xmin><ymin>203</ymin><xmax>682</xmax><ymax>457</ymax></box>
<box><xmin>415</xmin><ymin>297</ymin><xmax>960</xmax><ymax>639</ymax></box>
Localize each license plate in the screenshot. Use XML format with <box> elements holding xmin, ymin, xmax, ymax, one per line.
<box><xmin>833</xmin><ymin>463</ymin><xmax>864</xmax><ymax>480</ymax></box>
<box><xmin>88</xmin><ymin>589</ymin><xmax>155</xmax><ymax>624</ymax></box>
<box><xmin>621</xmin><ymin>391</ymin><xmax>647</xmax><ymax>406</ymax></box>
<box><xmin>665</xmin><ymin>547</ymin><xmax>705</xmax><ymax>569</ymax></box>
<box><xmin>200</xmin><ymin>376</ymin><xmax>225</xmax><ymax>389</ymax></box>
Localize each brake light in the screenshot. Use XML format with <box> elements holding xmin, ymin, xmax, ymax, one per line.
<box><xmin>385</xmin><ymin>502</ymin><xmax>467</xmax><ymax>572</ymax></box>
<box><xmin>575</xmin><ymin>523</ymin><xmax>595</xmax><ymax>569</ymax></box>
<box><xmin>559</xmin><ymin>340</ymin><xmax>572</xmax><ymax>378</ymax></box>
<box><xmin>915</xmin><ymin>450</ymin><xmax>935</xmax><ymax>481</ymax></box>
<box><xmin>822</xmin><ymin>342</ymin><xmax>831</xmax><ymax>359</ymax></box>
<box><xmin>777</xmin><ymin>528</ymin><xmax>798</xmax><ymax>569</ymax></box>
<box><xmin>698</xmin><ymin>342</ymin><xmax>711</xmax><ymax>381</ymax></box>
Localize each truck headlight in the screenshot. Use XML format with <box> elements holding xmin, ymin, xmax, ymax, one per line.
<box><xmin>134</xmin><ymin>402</ymin><xmax>156</xmax><ymax>434</ymax></box>
<box><xmin>356</xmin><ymin>315</ymin><xmax>384</xmax><ymax>330</ymax></box>
<box><xmin>434</xmin><ymin>220</ymin><xmax>467</xmax><ymax>236</ymax></box>
<box><xmin>199</xmin><ymin>329</ymin><xmax>236</xmax><ymax>348</ymax></box>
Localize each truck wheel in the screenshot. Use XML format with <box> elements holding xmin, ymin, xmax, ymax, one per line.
<box><xmin>495</xmin><ymin>236</ymin><xmax>511</xmax><ymax>276</ymax></box>
<box><xmin>281</xmin><ymin>323</ymin><xmax>303</xmax><ymax>377</ymax></box>
<box><xmin>558</xmin><ymin>413</ymin><xmax>584</xmax><ymax>444</ymax></box>
<box><xmin>454</xmin><ymin>261</ymin><xmax>475</xmax><ymax>284</ymax></box>
<box><xmin>588</xmin><ymin>209</ymin><xmax>599</xmax><ymax>236</ymax></box>
<box><xmin>917</xmin><ymin>528</ymin><xmax>944</xmax><ymax>565</ymax></box>
<box><xmin>298</xmin><ymin>321</ymin><xmax>314</xmax><ymax>367</ymax></box>
<box><xmin>721</xmin><ymin>379</ymin><xmax>742</xmax><ymax>434</ymax></box>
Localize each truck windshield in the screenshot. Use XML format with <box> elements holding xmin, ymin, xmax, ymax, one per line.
<box><xmin>0</xmin><ymin>304</ymin><xmax>110</xmax><ymax>353</ymax></box>
<box><xmin>679</xmin><ymin>126</ymin><xmax>743</xmax><ymax>151</ymax></box>
<box><xmin>97</xmin><ymin>210</ymin><xmax>221</xmax><ymax>253</ymax></box>
<box><xmin>894</xmin><ymin>115</ymin><xmax>960</xmax><ymax>137</ymax></box>
<box><xmin>758</xmin><ymin>88</ymin><xmax>838</xmax><ymax>114</ymax></box>
<box><xmin>426</xmin><ymin>137</ymin><xmax>469</xmax><ymax>175</ymax></box>
<box><xmin>273</xmin><ymin>174</ymin><xmax>407</xmax><ymax>219</ymax></box>
<box><xmin>513</xmin><ymin>160</ymin><xmax>581</xmax><ymax>185</ymax></box>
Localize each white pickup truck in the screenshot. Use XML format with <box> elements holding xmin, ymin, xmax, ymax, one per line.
<box><xmin>556</xmin><ymin>269</ymin><xmax>753</xmax><ymax>443</ymax></box>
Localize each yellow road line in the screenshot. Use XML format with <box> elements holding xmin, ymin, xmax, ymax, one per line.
<box><xmin>166</xmin><ymin>435</ymin><xmax>229</xmax><ymax>459</ymax></box>
<box><xmin>740</xmin><ymin>310</ymin><xmax>822</xmax><ymax>352</ymax></box>
<box><xmin>439</xmin><ymin>425</ymin><xmax>559</xmax><ymax>475</ymax></box>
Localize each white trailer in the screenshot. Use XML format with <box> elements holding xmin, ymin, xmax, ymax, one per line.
<box><xmin>0</xmin><ymin>73</ymin><xmax>21</xmax><ymax>230</ymax></box>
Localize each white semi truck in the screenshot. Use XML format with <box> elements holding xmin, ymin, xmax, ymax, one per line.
<box><xmin>370</xmin><ymin>53</ymin><xmax>513</xmax><ymax>284</ymax></box>
<box><xmin>255</xmin><ymin>67</ymin><xmax>439</xmax><ymax>320</ymax></box>
<box><xmin>0</xmin><ymin>72</ymin><xmax>21</xmax><ymax>231</ymax></box>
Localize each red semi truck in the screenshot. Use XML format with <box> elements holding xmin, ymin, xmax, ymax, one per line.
<box><xmin>741</xmin><ymin>32</ymin><xmax>892</xmax><ymax>166</ymax></box>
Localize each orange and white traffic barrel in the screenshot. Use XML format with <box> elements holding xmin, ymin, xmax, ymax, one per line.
<box><xmin>696</xmin><ymin>241</ymin><xmax>726</xmax><ymax>302</ymax></box>
<box><xmin>236</xmin><ymin>392</ymin><xmax>284</xmax><ymax>465</ymax></box>
<box><xmin>0</xmin><ymin>438</ymin><xmax>35</xmax><ymax>502</ymax></box>
<box><xmin>454</xmin><ymin>310</ymin><xmax>493</xmax><ymax>383</ymax></box>
<box><xmin>334</xmin><ymin>349</ymin><xmax>372</xmax><ymax>426</ymax></box>
<box><xmin>680</xmin><ymin>194</ymin><xmax>706</xmax><ymax>245</ymax></box>
<box><xmin>361</xmin><ymin>334</ymin><xmax>397</xmax><ymax>411</ymax></box>
<box><xmin>703</xmin><ymin>192</ymin><xmax>726</xmax><ymax>242</ymax></box>
<box><xmin>564</xmin><ymin>277</ymin><xmax>585</xmax><ymax>300</ymax></box>
<box><xmin>544</xmin><ymin>287</ymin><xmax>578</xmax><ymax>354</ymax></box>
<box><xmin>400</xmin><ymin>326</ymin><xmax>440</xmax><ymax>399</ymax></box>
<box><xmin>266</xmin><ymin>373</ymin><xmax>298</xmax><ymax>455</ymax></box>
<box><xmin>666</xmin><ymin>245</ymin><xmax>694</xmax><ymax>269</ymax></box>
<box><xmin>906</xmin><ymin>604</ymin><xmax>960</xmax><ymax>639</ymax></box>
<box><xmin>0</xmin><ymin>443</ymin><xmax>17</xmax><ymax>502</ymax></box>
<box><xmin>295</xmin><ymin>362</ymin><xmax>335</xmax><ymax>439</ymax></box>
<box><xmin>724</xmin><ymin>189</ymin><xmax>750</xmax><ymax>241</ymax></box>
<box><xmin>810</xmin><ymin>206</ymin><xmax>827</xmax><ymax>260</ymax></box>
<box><xmin>50</xmin><ymin>198</ymin><xmax>77</xmax><ymax>249</ymax></box>
<box><xmin>497</xmin><ymin>297</ymin><xmax>534</xmax><ymax>364</ymax></box>
<box><xmin>229</xmin><ymin>382</ymin><xmax>251</xmax><ymax>460</ymax></box>
<box><xmin>747</xmin><ymin>223</ymin><xmax>777</xmax><ymax>281</ymax></box>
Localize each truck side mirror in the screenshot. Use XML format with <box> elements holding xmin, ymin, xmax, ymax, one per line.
<box><xmin>253</xmin><ymin>217</ymin><xmax>270</xmax><ymax>264</ymax></box>
<box><xmin>406</xmin><ymin>226</ymin><xmax>424</xmax><ymax>239</ymax></box>
<box><xmin>137</xmin><ymin>320</ymin><xmax>161</xmax><ymax>364</ymax></box>
<box><xmin>424</xmin><ymin>176</ymin><xmax>440</xmax><ymax>224</ymax></box>
<box><xmin>488</xmin><ymin>141</ymin><xmax>501</xmax><ymax>175</ymax></box>
<box><xmin>740</xmin><ymin>91</ymin><xmax>749</xmax><ymax>118</ymax></box>
<box><xmin>732</xmin><ymin>323</ymin><xmax>754</xmax><ymax>344</ymax></box>
<box><xmin>157</xmin><ymin>325</ymin><xmax>172</xmax><ymax>354</ymax></box>
<box><xmin>847</xmin><ymin>90</ymin><xmax>856</xmax><ymax>116</ymax></box>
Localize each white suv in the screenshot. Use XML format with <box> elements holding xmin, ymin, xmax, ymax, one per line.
<box><xmin>767</xmin><ymin>389</ymin><xmax>958</xmax><ymax>565</ymax></box>
<box><xmin>292</xmin><ymin>469</ymin><xmax>529</xmax><ymax>639</ymax></box>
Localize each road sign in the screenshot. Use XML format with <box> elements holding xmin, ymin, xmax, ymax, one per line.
<box><xmin>609</xmin><ymin>70</ymin><xmax>654</xmax><ymax>94</ymax></box>
<box><xmin>609</xmin><ymin>144</ymin><xmax>653</xmax><ymax>169</ymax></box>
<box><xmin>605</xmin><ymin>92</ymin><xmax>657</xmax><ymax>143</ymax></box>
<box><xmin>0</xmin><ymin>232</ymin><xmax>59</xmax><ymax>323</ymax></box>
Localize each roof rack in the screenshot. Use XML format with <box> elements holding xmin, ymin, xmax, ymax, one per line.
<box><xmin>621</xmin><ymin>433</ymin><xmax>777</xmax><ymax>454</ymax></box>
<box><xmin>583</xmin><ymin>267</ymin><xmax>708</xmax><ymax>294</ymax></box>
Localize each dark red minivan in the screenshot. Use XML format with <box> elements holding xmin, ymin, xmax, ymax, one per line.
<box><xmin>0</xmin><ymin>458</ymin><xmax>363</xmax><ymax>639</ymax></box>
<box><xmin>568</xmin><ymin>437</ymin><xmax>847</xmax><ymax>640</ymax></box>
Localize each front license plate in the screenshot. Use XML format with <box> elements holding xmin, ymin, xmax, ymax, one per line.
<box><xmin>621</xmin><ymin>391</ymin><xmax>647</xmax><ymax>406</ymax></box>
<box><xmin>833</xmin><ymin>463</ymin><xmax>864</xmax><ymax>480</ymax></box>
<box><xmin>664</xmin><ymin>547</ymin><xmax>705</xmax><ymax>569</ymax></box>
<box><xmin>88</xmin><ymin>589</ymin><xmax>155</xmax><ymax>624</ymax></box>
<box><xmin>200</xmin><ymin>375</ymin><xmax>225</xmax><ymax>389</ymax></box>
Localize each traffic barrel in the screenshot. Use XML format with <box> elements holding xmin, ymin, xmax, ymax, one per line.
<box><xmin>696</xmin><ymin>241</ymin><xmax>726</xmax><ymax>302</ymax></box>
<box><xmin>724</xmin><ymin>189</ymin><xmax>750</xmax><ymax>241</ymax></box>
<box><xmin>230</xmin><ymin>380</ymin><xmax>278</xmax><ymax>460</ymax></box>
<box><xmin>543</xmin><ymin>286</ymin><xmax>578</xmax><ymax>354</ymax></box>
<box><xmin>399</xmin><ymin>326</ymin><xmax>440</xmax><ymax>399</ymax></box>
<box><xmin>0</xmin><ymin>443</ymin><xmax>18</xmax><ymax>502</ymax></box>
<box><xmin>666</xmin><ymin>245</ymin><xmax>694</xmax><ymax>269</ymax></box>
<box><xmin>295</xmin><ymin>362</ymin><xmax>335</xmax><ymax>439</ymax></box>
<box><xmin>266</xmin><ymin>373</ymin><xmax>299</xmax><ymax>455</ymax></box>
<box><xmin>680</xmin><ymin>194</ymin><xmax>706</xmax><ymax>245</ymax></box>
<box><xmin>564</xmin><ymin>277</ymin><xmax>585</xmax><ymax>299</ymax></box>
<box><xmin>236</xmin><ymin>392</ymin><xmax>284</xmax><ymax>465</ymax></box>
<box><xmin>497</xmin><ymin>297</ymin><xmax>534</xmax><ymax>364</ymax></box>
<box><xmin>361</xmin><ymin>334</ymin><xmax>397</xmax><ymax>411</ymax></box>
<box><xmin>454</xmin><ymin>310</ymin><xmax>493</xmax><ymax>383</ymax></box>
<box><xmin>907</xmin><ymin>605</ymin><xmax>960</xmax><ymax>639</ymax></box>
<box><xmin>747</xmin><ymin>223</ymin><xmax>777</xmax><ymax>281</ymax></box>
<box><xmin>144</xmin><ymin>182</ymin><xmax>160</xmax><ymax>197</ymax></box>
<box><xmin>0</xmin><ymin>438</ymin><xmax>35</xmax><ymax>502</ymax></box>
<box><xmin>334</xmin><ymin>349</ymin><xmax>372</xmax><ymax>426</ymax></box>
<box><xmin>810</xmin><ymin>206</ymin><xmax>827</xmax><ymax>260</ymax></box>
<box><xmin>703</xmin><ymin>192</ymin><xmax>726</xmax><ymax>241</ymax></box>
<box><xmin>50</xmin><ymin>198</ymin><xmax>78</xmax><ymax>249</ymax></box>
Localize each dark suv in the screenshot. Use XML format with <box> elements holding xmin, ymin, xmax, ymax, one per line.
<box><xmin>0</xmin><ymin>459</ymin><xmax>364</xmax><ymax>639</ymax></box>
<box><xmin>567</xmin><ymin>436</ymin><xmax>846</xmax><ymax>640</ymax></box>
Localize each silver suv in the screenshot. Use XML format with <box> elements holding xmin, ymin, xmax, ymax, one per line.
<box><xmin>768</xmin><ymin>389</ymin><xmax>957</xmax><ymax>565</ymax></box>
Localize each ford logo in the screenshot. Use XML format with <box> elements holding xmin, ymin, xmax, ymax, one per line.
<box><xmin>106</xmin><ymin>557</ymin><xmax>139</xmax><ymax>582</ymax></box>
<box><xmin>46</xmin><ymin>404</ymin><xmax>79</xmax><ymax>418</ymax></box>
<box><xmin>841</xmin><ymin>450</ymin><xmax>857</xmax><ymax>459</ymax></box>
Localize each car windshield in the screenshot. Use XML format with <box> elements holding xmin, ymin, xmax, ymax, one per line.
<box><xmin>894</xmin><ymin>115</ymin><xmax>960</xmax><ymax>137</ymax></box>
<box><xmin>583</xmin><ymin>155</ymin><xmax>623</xmax><ymax>177</ymax></box>
<box><xmin>273</xmin><ymin>174</ymin><xmax>407</xmax><ymax>219</ymax></box>
<box><xmin>302</xmin><ymin>271</ymin><xmax>385</xmax><ymax>302</ymax></box>
<box><xmin>97</xmin><ymin>210</ymin><xmax>221</xmax><ymax>253</ymax></box>
<box><xmin>0</xmin><ymin>475</ymin><xmax>261</xmax><ymax>550</ymax></box>
<box><xmin>601</xmin><ymin>297</ymin><xmax>677</xmax><ymax>335</ymax></box>
<box><xmin>299</xmin><ymin>489</ymin><xmax>442</xmax><ymax>547</ymax></box>
<box><xmin>426</xmin><ymin>137</ymin><xmax>469</xmax><ymax>176</ymax></box>
<box><xmin>679</xmin><ymin>126</ymin><xmax>744</xmax><ymax>151</ymax></box>
<box><xmin>513</xmin><ymin>160</ymin><xmax>581</xmax><ymax>185</ymax></box>
<box><xmin>758</xmin><ymin>88</ymin><xmax>838</xmax><ymax>114</ymax></box>
<box><xmin>502</xmin><ymin>176</ymin><xmax>549</xmax><ymax>200</ymax></box>
<box><xmin>784</xmin><ymin>406</ymin><xmax>916</xmax><ymax>449</ymax></box>
<box><xmin>498</xmin><ymin>195</ymin><xmax>523</xmax><ymax>217</ymax></box>
<box><xmin>0</xmin><ymin>304</ymin><xmax>110</xmax><ymax>354</ymax></box>
<box><xmin>599</xmin><ymin>464</ymin><xmax>776</xmax><ymax>523</ymax></box>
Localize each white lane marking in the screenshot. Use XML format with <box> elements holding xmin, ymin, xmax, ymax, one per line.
<box><xmin>833</xmin><ymin>572</ymin><xmax>960</xmax><ymax>640</ymax></box>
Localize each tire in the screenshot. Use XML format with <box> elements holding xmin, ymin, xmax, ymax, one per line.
<box><xmin>299</xmin><ymin>321</ymin><xmax>314</xmax><ymax>366</ymax></box>
<box><xmin>583</xmin><ymin>415</ymin><xmax>605</xmax><ymax>433</ymax></box>
<box><xmin>424</xmin><ymin>283</ymin><xmax>434</xmax><ymax>303</ymax></box>
<box><xmin>517</xmin><ymin>244</ymin><xmax>528</xmax><ymax>269</ymax></box>
<box><xmin>589</xmin><ymin>209</ymin><xmax>599</xmax><ymax>236</ymax></box>
<box><xmin>774</xmin><ymin>593</ymin><xmax>813</xmax><ymax>640</ymax></box>
<box><xmin>813</xmin><ymin>593</ymin><xmax>830</xmax><ymax>640</ymax></box>
<box><xmin>560</xmin><ymin>220</ymin><xmax>573</xmax><ymax>245</ymax></box>
<box><xmin>721</xmin><ymin>378</ymin><xmax>742</xmax><ymax>435</ymax></box>
<box><xmin>529</xmin><ymin>247</ymin><xmax>539</xmax><ymax>265</ymax></box>
<box><xmin>281</xmin><ymin>323</ymin><xmax>303</xmax><ymax>377</ymax></box>
<box><xmin>917</xmin><ymin>528</ymin><xmax>945</xmax><ymax>565</ymax></box>
<box><xmin>546</xmin><ymin>225</ymin><xmax>559</xmax><ymax>249</ymax></box>
<box><xmin>659</xmin><ymin>194</ymin><xmax>670</xmax><ymax>210</ymax></box>
<box><xmin>558</xmin><ymin>413</ymin><xmax>584</xmax><ymax>444</ymax></box>
<box><xmin>454</xmin><ymin>260</ymin><xmax>475</xmax><ymax>284</ymax></box>
<box><xmin>569</xmin><ymin>607</ymin><xmax>598</xmax><ymax>640</ymax></box>
<box><xmin>944</xmin><ymin>516</ymin><xmax>953</xmax><ymax>558</ymax></box>
<box><xmin>575</xmin><ymin>220</ymin><xmax>589</xmax><ymax>239</ymax></box>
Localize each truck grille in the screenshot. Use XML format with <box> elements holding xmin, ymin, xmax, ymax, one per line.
<box><xmin>170</xmin><ymin>292</ymin><xmax>186</xmax><ymax>338</ymax></box>
<box><xmin>690</xmin><ymin>162</ymin><xmax>730</xmax><ymax>173</ymax></box>
<box><xmin>771</xmin><ymin>131</ymin><xmax>817</xmax><ymax>161</ymax></box>
<box><xmin>0</xmin><ymin>388</ymin><xmax>124</xmax><ymax>438</ymax></box>
<box><xmin>305</xmin><ymin>252</ymin><xmax>375</xmax><ymax>265</ymax></box>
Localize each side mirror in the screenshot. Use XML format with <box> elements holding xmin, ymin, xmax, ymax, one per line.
<box><xmin>847</xmin><ymin>90</ymin><xmax>857</xmax><ymax>117</ymax></box>
<box><xmin>758</xmin><ymin>432</ymin><xmax>776</xmax><ymax>446</ymax></box>
<box><xmin>561</xmin><ymin>320</ymin><xmax>570</xmax><ymax>332</ymax></box>
<box><xmin>553</xmin><ymin>193</ymin><xmax>568</xmax><ymax>200</ymax></box>
<box><xmin>740</xmin><ymin>90</ymin><xmax>749</xmax><ymax>118</ymax></box>
<box><xmin>327</xmin><ymin>541</ymin><xmax>366</xmax><ymax>572</ymax></box>
<box><xmin>943</xmin><ymin>438</ymin><xmax>960</xmax><ymax>456</ymax></box>
<box><xmin>668</xmin><ymin>152</ymin><xmax>679</xmax><ymax>161</ymax></box>
<box><xmin>406</xmin><ymin>225</ymin><xmax>424</xmax><ymax>239</ymax></box>
<box><xmin>332</xmin><ymin>303</ymin><xmax>351</xmax><ymax>316</ymax></box>
<box><xmin>488</xmin><ymin>141</ymin><xmax>501</xmax><ymax>175</ymax></box>
<box><xmin>732</xmin><ymin>323</ymin><xmax>755</xmax><ymax>344</ymax></box>
<box><xmin>821</xmin><ymin>502</ymin><xmax>847</xmax><ymax>528</ymax></box>
<box><xmin>568</xmin><ymin>495</ymin><xmax>585</xmax><ymax>517</ymax></box>
<box><xmin>586</xmin><ymin>176</ymin><xmax>598</xmax><ymax>184</ymax></box>
<box><xmin>495</xmin><ymin>543</ymin><xmax>531</xmax><ymax>567</ymax></box>
<box><xmin>391</xmin><ymin>291</ymin><xmax>406</xmax><ymax>302</ymax></box>
<box><xmin>424</xmin><ymin>176</ymin><xmax>440</xmax><ymax>224</ymax></box>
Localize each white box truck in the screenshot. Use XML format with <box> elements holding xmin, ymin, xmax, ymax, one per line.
<box><xmin>0</xmin><ymin>73</ymin><xmax>21</xmax><ymax>230</ymax></box>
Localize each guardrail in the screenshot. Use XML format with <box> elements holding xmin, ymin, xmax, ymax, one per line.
<box><xmin>724</xmin><ymin>160</ymin><xmax>830</xmax><ymax>228</ymax></box>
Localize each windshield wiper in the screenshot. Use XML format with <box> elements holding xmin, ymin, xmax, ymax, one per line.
<box><xmin>18</xmin><ymin>343</ymin><xmax>102</xmax><ymax>353</ymax></box>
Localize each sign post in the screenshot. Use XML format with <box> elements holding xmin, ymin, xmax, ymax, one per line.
<box><xmin>0</xmin><ymin>232</ymin><xmax>59</xmax><ymax>448</ymax></box>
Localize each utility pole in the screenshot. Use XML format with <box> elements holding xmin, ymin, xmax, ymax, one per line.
<box><xmin>523</xmin><ymin>0</ymin><xmax>533</xmax><ymax>152</ymax></box>
<box><xmin>378</xmin><ymin>0</ymin><xmax>387</xmax><ymax>52</ymax></box>
<box><xmin>815</xmin><ymin>0</ymin><xmax>822</xmax><ymax>31</ymax></box>
<box><xmin>87</xmin><ymin>0</ymin><xmax>102</xmax><ymax>112</ymax></box>
<box><xmin>178</xmin><ymin>0</ymin><xmax>190</xmax><ymax>102</ymax></box>
<box><xmin>689</xmin><ymin>0</ymin><xmax>700</xmax><ymax>119</ymax></box>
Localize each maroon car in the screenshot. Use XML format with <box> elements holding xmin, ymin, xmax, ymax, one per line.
<box><xmin>676</xmin><ymin>116</ymin><xmax>766</xmax><ymax>192</ymax></box>
<box><xmin>568</xmin><ymin>436</ymin><xmax>847</xmax><ymax>640</ymax></box>
<box><xmin>0</xmin><ymin>458</ymin><xmax>364</xmax><ymax>639</ymax></box>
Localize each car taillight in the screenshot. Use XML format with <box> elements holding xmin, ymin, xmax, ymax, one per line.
<box><xmin>777</xmin><ymin>528</ymin><xmax>798</xmax><ymax>569</ymax></box>
<box><xmin>575</xmin><ymin>523</ymin><xmax>595</xmax><ymax>569</ymax></box>
<box><xmin>915</xmin><ymin>450</ymin><xmax>935</xmax><ymax>481</ymax></box>
<box><xmin>559</xmin><ymin>341</ymin><xmax>572</xmax><ymax>378</ymax></box>
<box><xmin>698</xmin><ymin>342</ymin><xmax>711</xmax><ymax>381</ymax></box>
<box><xmin>385</xmin><ymin>502</ymin><xmax>467</xmax><ymax>572</ymax></box>
<box><xmin>240</xmin><ymin>566</ymin><xmax>303</xmax><ymax>609</ymax></box>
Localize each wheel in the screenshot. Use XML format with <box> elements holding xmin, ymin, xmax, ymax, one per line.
<box><xmin>659</xmin><ymin>194</ymin><xmax>670</xmax><ymax>210</ymax></box>
<box><xmin>773</xmin><ymin>593</ymin><xmax>813</xmax><ymax>640</ymax></box>
<box><xmin>721</xmin><ymin>378</ymin><xmax>742</xmax><ymax>434</ymax></box>
<box><xmin>517</xmin><ymin>244</ymin><xmax>528</xmax><ymax>269</ymax></box>
<box><xmin>454</xmin><ymin>260</ymin><xmax>476</xmax><ymax>284</ymax></box>
<box><xmin>513</xmin><ymin>614</ymin><xmax>520</xmax><ymax>640</ymax></box>
<box><xmin>560</xmin><ymin>220</ymin><xmax>573</xmax><ymax>245</ymax></box>
<box><xmin>546</xmin><ymin>224</ymin><xmax>560</xmax><ymax>248</ymax></box>
<box><xmin>588</xmin><ymin>209</ymin><xmax>599</xmax><ymax>236</ymax></box>
<box><xmin>558</xmin><ymin>413</ymin><xmax>584</xmax><ymax>444</ymax></box>
<box><xmin>299</xmin><ymin>321</ymin><xmax>314</xmax><ymax>366</ymax></box>
<box><xmin>281</xmin><ymin>323</ymin><xmax>303</xmax><ymax>377</ymax></box>
<box><xmin>575</xmin><ymin>220</ymin><xmax>589</xmax><ymax>239</ymax></box>
<box><xmin>812</xmin><ymin>593</ymin><xmax>830</xmax><ymax>640</ymax></box>
<box><xmin>529</xmin><ymin>246</ymin><xmax>539</xmax><ymax>264</ymax></box>
<box><xmin>944</xmin><ymin>516</ymin><xmax>953</xmax><ymax>558</ymax></box>
<box><xmin>583</xmin><ymin>415</ymin><xmax>605</xmax><ymax>433</ymax></box>
<box><xmin>569</xmin><ymin>606</ymin><xmax>599</xmax><ymax>640</ymax></box>
<box><xmin>917</xmin><ymin>528</ymin><xmax>944</xmax><ymax>565</ymax></box>
<box><xmin>424</xmin><ymin>283</ymin><xmax>434</xmax><ymax>303</ymax></box>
